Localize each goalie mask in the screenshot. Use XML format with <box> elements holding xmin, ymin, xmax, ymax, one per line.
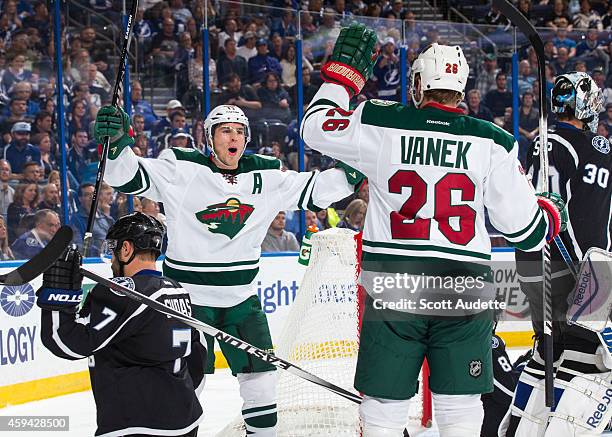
<box><xmin>551</xmin><ymin>72</ymin><xmax>603</xmax><ymax>133</ymax></box>
<box><xmin>410</xmin><ymin>43</ymin><xmax>469</xmax><ymax>108</ymax></box>
<box><xmin>204</xmin><ymin>105</ymin><xmax>251</xmax><ymax>158</ymax></box>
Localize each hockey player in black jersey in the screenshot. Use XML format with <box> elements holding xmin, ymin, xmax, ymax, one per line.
<box><xmin>37</xmin><ymin>212</ymin><xmax>205</xmax><ymax>437</ymax></box>
<box><xmin>507</xmin><ymin>72</ymin><xmax>612</xmax><ymax>436</ymax></box>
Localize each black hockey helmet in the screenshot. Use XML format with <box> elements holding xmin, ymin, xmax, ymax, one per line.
<box><xmin>105</xmin><ymin>212</ymin><xmax>165</xmax><ymax>257</ymax></box>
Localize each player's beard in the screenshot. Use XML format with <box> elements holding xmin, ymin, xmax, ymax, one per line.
<box><xmin>111</xmin><ymin>257</ymin><xmax>121</xmax><ymax>277</ymax></box>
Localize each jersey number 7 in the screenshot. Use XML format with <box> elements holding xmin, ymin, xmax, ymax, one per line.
<box><xmin>389</xmin><ymin>170</ymin><xmax>476</xmax><ymax>245</ymax></box>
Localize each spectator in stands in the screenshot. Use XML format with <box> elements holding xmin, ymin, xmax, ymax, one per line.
<box><xmin>261</xmin><ymin>211</ymin><xmax>300</xmax><ymax>252</ymax></box>
<box><xmin>217</xmin><ymin>38</ymin><xmax>249</xmax><ymax>86</ymax></box>
<box><xmin>0</xmin><ymin>160</ymin><xmax>14</xmax><ymax>219</ymax></box>
<box><xmin>150</xmin><ymin>17</ymin><xmax>179</xmax><ymax>85</ymax></box>
<box><xmin>237</xmin><ymin>31</ymin><xmax>257</xmax><ymax>62</ymax></box>
<box><xmin>131</xmin><ymin>80</ymin><xmax>158</xmax><ymax>131</ymax></box>
<box><xmin>132</xmin><ymin>116</ymin><xmax>157</xmax><ymax>158</ymax></box>
<box><xmin>576</xmin><ymin>26</ymin><xmax>609</xmax><ymax>73</ymax></box>
<box><xmin>153</xmin><ymin>99</ymin><xmax>184</xmax><ymax>135</ymax></box>
<box><xmin>373</xmin><ymin>37</ymin><xmax>400</xmax><ymax>101</ymax></box>
<box><xmin>600</xmin><ymin>102</ymin><xmax>612</xmax><ymax>125</ymax></box>
<box><xmin>168</xmin><ymin>128</ymin><xmax>192</xmax><ymax>149</ymax></box>
<box><xmin>270</xmin><ymin>33</ymin><xmax>285</xmax><ymax>62</ymax></box>
<box><xmin>218</xmin><ymin>18</ymin><xmax>242</xmax><ymax>50</ymax></box>
<box><xmin>575</xmin><ymin>60</ymin><xmax>588</xmax><ymax>72</ymax></box>
<box><xmin>603</xmin><ymin>3</ymin><xmax>612</xmax><ymax>29</ymax></box>
<box><xmin>69</xmin><ymin>182</ymin><xmax>114</xmax><ymax>256</ymax></box>
<box><xmin>516</xmin><ymin>59</ymin><xmax>536</xmax><ymax>95</ymax></box>
<box><xmin>518</xmin><ymin>91</ymin><xmax>539</xmax><ymax>163</ymax></box>
<box><xmin>546</xmin><ymin>0</ymin><xmax>573</xmax><ymax>31</ymax></box>
<box><xmin>300</xmin><ymin>11</ymin><xmax>317</xmax><ymax>38</ymax></box>
<box><xmin>466</xmin><ymin>89</ymin><xmax>494</xmax><ymax>122</ymax></box>
<box><xmin>552</xmin><ymin>20</ymin><xmax>577</xmax><ymax>57</ymax></box>
<box><xmin>0</xmin><ymin>52</ymin><xmax>36</xmax><ymax>100</ymax></box>
<box><xmin>68</xmin><ymin>128</ymin><xmax>95</xmax><ymax>183</ymax></box>
<box><xmin>172</xmin><ymin>31</ymin><xmax>195</xmax><ymax>99</ymax></box>
<box><xmin>30</xmin><ymin>110</ymin><xmax>52</xmax><ymax>136</ymax></box>
<box><xmin>11</xmin><ymin>209</ymin><xmax>60</xmax><ymax>260</ymax></box>
<box><xmin>219</xmin><ymin>73</ymin><xmax>262</xmax><ymax>119</ymax></box>
<box><xmin>249</xmin><ymin>39</ymin><xmax>283</xmax><ymax>86</ymax></box>
<box><xmin>32</xmin><ymin>132</ymin><xmax>54</xmax><ymax>178</ymax></box>
<box><xmin>597</xmin><ymin>121</ymin><xmax>610</xmax><ymax>140</ymax></box>
<box><xmin>484</xmin><ymin>72</ymin><xmax>512</xmax><ymax>119</ymax></box>
<box><xmin>170</xmin><ymin>0</ymin><xmax>192</xmax><ymax>25</ymax></box>
<box><xmin>98</xmin><ymin>182</ymin><xmax>114</xmax><ymax>219</ymax></box>
<box><xmin>67</xmin><ymin>98</ymin><xmax>91</xmax><ymax>138</ymax></box>
<box><xmin>475</xmin><ymin>53</ymin><xmax>500</xmax><ymax>97</ymax></box>
<box><xmin>21</xmin><ymin>161</ymin><xmax>42</xmax><ymax>184</ymax></box>
<box><xmin>85</xmin><ymin>63</ymin><xmax>109</xmax><ymax>108</ymax></box>
<box><xmin>0</xmin><ymin>215</ymin><xmax>14</xmax><ymax>260</ymax></box>
<box><xmin>574</xmin><ymin>0</ymin><xmax>603</xmax><ymax>30</ymax></box>
<box><xmin>23</xmin><ymin>2</ymin><xmax>50</xmax><ymax>43</ymax></box>
<box><xmin>0</xmin><ymin>97</ymin><xmax>31</xmax><ymax>138</ymax></box>
<box><xmin>553</xmin><ymin>46</ymin><xmax>575</xmax><ymax>75</ymax></box>
<box><xmin>141</xmin><ymin>197</ymin><xmax>166</xmax><ymax>225</ymax></box>
<box><xmin>592</xmin><ymin>67</ymin><xmax>612</xmax><ymax>106</ymax></box>
<box><xmin>280</xmin><ymin>44</ymin><xmax>299</xmax><ymax>87</ymax></box>
<box><xmin>155</xmin><ymin>111</ymin><xmax>189</xmax><ymax>152</ymax></box>
<box><xmin>7</xmin><ymin>183</ymin><xmax>38</xmax><ymax>243</ymax></box>
<box><xmin>38</xmin><ymin>182</ymin><xmax>61</xmax><ymax>215</ymax></box>
<box><xmin>337</xmin><ymin>199</ymin><xmax>367</xmax><ymax>232</ymax></box>
<box><xmin>3</xmin><ymin>121</ymin><xmax>39</xmax><ymax>174</ymax></box>
<box><xmin>257</xmin><ymin>72</ymin><xmax>292</xmax><ymax>123</ymax></box>
<box><xmin>290</xmin><ymin>66</ymin><xmax>317</xmax><ymax>115</ymax></box>
<box><xmin>272</xmin><ymin>10</ymin><xmax>297</xmax><ymax>39</ymax></box>
<box><xmin>8</xmin><ymin>81</ymin><xmax>40</xmax><ymax>117</ymax></box>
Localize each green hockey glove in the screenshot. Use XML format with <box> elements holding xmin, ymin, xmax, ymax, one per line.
<box><xmin>94</xmin><ymin>105</ymin><xmax>134</xmax><ymax>159</ymax></box>
<box><xmin>536</xmin><ymin>191</ymin><xmax>567</xmax><ymax>241</ymax></box>
<box><xmin>335</xmin><ymin>161</ymin><xmax>366</xmax><ymax>191</ymax></box>
<box><xmin>321</xmin><ymin>23</ymin><xmax>379</xmax><ymax>97</ymax></box>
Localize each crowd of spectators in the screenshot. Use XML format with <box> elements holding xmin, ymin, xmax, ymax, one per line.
<box><xmin>0</xmin><ymin>0</ymin><xmax>611</xmax><ymax>256</ymax></box>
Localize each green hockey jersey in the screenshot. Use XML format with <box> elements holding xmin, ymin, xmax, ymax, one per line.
<box><xmin>104</xmin><ymin>146</ymin><xmax>354</xmax><ymax>307</ymax></box>
<box><xmin>302</xmin><ymin>83</ymin><xmax>548</xmax><ymax>280</ymax></box>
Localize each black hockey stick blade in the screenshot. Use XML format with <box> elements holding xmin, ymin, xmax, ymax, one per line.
<box><xmin>0</xmin><ymin>226</ymin><xmax>73</xmax><ymax>285</ymax></box>
<box><xmin>80</xmin><ymin>267</ymin><xmax>364</xmax><ymax>405</ymax></box>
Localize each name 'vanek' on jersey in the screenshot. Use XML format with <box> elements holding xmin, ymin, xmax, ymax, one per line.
<box><xmin>400</xmin><ymin>135</ymin><xmax>471</xmax><ymax>170</ymax></box>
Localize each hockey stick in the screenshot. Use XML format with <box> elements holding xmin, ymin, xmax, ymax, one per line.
<box><xmin>83</xmin><ymin>0</ymin><xmax>138</xmax><ymax>256</ymax></box>
<box><xmin>0</xmin><ymin>226</ymin><xmax>73</xmax><ymax>286</ymax></box>
<box><xmin>493</xmin><ymin>0</ymin><xmax>555</xmax><ymax>408</ymax></box>
<box><xmin>79</xmin><ymin>267</ymin><xmax>363</xmax><ymax>405</ymax></box>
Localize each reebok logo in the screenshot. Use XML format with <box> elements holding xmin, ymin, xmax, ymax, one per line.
<box><xmin>426</xmin><ymin>120</ymin><xmax>450</xmax><ymax>126</ymax></box>
<box><xmin>586</xmin><ymin>388</ymin><xmax>612</xmax><ymax>427</ymax></box>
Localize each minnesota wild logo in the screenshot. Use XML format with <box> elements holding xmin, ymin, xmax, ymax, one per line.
<box><xmin>195</xmin><ymin>198</ymin><xmax>254</xmax><ymax>239</ymax></box>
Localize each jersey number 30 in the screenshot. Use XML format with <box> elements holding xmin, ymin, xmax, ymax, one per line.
<box><xmin>389</xmin><ymin>170</ymin><xmax>476</xmax><ymax>245</ymax></box>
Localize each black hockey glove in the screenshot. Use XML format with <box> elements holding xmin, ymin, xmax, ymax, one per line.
<box><xmin>37</xmin><ymin>245</ymin><xmax>84</xmax><ymax>313</ymax></box>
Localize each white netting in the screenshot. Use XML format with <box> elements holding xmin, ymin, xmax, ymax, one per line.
<box><xmin>217</xmin><ymin>228</ymin><xmax>429</xmax><ymax>436</ymax></box>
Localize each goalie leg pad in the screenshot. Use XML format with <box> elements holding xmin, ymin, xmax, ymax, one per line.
<box><xmin>359</xmin><ymin>395</ymin><xmax>410</xmax><ymax>434</ymax></box>
<box><xmin>432</xmin><ymin>393</ymin><xmax>483</xmax><ymax>437</ymax></box>
<box><xmin>546</xmin><ymin>367</ymin><xmax>612</xmax><ymax>436</ymax></box>
<box><xmin>506</xmin><ymin>361</ymin><xmax>549</xmax><ymax>437</ymax></box>
<box><xmin>237</xmin><ymin>371</ymin><xmax>277</xmax><ymax>436</ymax></box>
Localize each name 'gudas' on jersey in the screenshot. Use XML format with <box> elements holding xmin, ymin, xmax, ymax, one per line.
<box><xmin>302</xmin><ymin>83</ymin><xmax>549</xmax><ymax>292</ymax></box>
<box><xmin>103</xmin><ymin>146</ymin><xmax>355</xmax><ymax>307</ymax></box>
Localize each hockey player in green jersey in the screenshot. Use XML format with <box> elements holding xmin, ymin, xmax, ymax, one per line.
<box><xmin>93</xmin><ymin>103</ymin><xmax>360</xmax><ymax>436</ymax></box>
<box><xmin>301</xmin><ymin>23</ymin><xmax>568</xmax><ymax>437</ymax></box>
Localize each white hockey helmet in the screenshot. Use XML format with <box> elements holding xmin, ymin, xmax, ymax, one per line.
<box><xmin>204</xmin><ymin>104</ymin><xmax>251</xmax><ymax>156</ymax></box>
<box><xmin>410</xmin><ymin>43</ymin><xmax>469</xmax><ymax>107</ymax></box>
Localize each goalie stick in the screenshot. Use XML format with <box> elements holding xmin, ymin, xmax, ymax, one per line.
<box><xmin>83</xmin><ymin>0</ymin><xmax>138</xmax><ymax>256</ymax></box>
<box><xmin>79</xmin><ymin>267</ymin><xmax>363</xmax><ymax>405</ymax></box>
<box><xmin>0</xmin><ymin>226</ymin><xmax>73</xmax><ymax>286</ymax></box>
<box><xmin>493</xmin><ymin>0</ymin><xmax>555</xmax><ymax>408</ymax></box>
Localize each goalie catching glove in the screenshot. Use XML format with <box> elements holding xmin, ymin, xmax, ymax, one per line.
<box><xmin>321</xmin><ymin>23</ymin><xmax>379</xmax><ymax>97</ymax></box>
<box><xmin>36</xmin><ymin>245</ymin><xmax>84</xmax><ymax>313</ymax></box>
<box><xmin>536</xmin><ymin>192</ymin><xmax>567</xmax><ymax>242</ymax></box>
<box><xmin>94</xmin><ymin>105</ymin><xmax>135</xmax><ymax>159</ymax></box>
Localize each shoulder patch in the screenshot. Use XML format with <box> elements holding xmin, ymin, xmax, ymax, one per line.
<box><xmin>370</xmin><ymin>99</ymin><xmax>398</xmax><ymax>107</ymax></box>
<box><xmin>109</xmin><ymin>276</ymin><xmax>135</xmax><ymax>297</ymax></box>
<box><xmin>491</xmin><ymin>335</ymin><xmax>500</xmax><ymax>349</ymax></box>
<box><xmin>592</xmin><ymin>136</ymin><xmax>610</xmax><ymax>154</ymax></box>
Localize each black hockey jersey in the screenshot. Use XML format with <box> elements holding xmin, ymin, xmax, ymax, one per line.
<box><xmin>517</xmin><ymin>123</ymin><xmax>611</xmax><ymax>276</ymax></box>
<box><xmin>40</xmin><ymin>270</ymin><xmax>206</xmax><ymax>437</ymax></box>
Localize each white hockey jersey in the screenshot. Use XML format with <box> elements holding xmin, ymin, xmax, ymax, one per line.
<box><xmin>104</xmin><ymin>146</ymin><xmax>355</xmax><ymax>307</ymax></box>
<box><xmin>302</xmin><ymin>83</ymin><xmax>548</xmax><ymax>276</ymax></box>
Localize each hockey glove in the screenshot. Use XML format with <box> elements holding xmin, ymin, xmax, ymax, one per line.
<box><xmin>321</xmin><ymin>23</ymin><xmax>379</xmax><ymax>97</ymax></box>
<box><xmin>536</xmin><ymin>192</ymin><xmax>567</xmax><ymax>241</ymax></box>
<box><xmin>335</xmin><ymin>161</ymin><xmax>366</xmax><ymax>191</ymax></box>
<box><xmin>37</xmin><ymin>245</ymin><xmax>84</xmax><ymax>313</ymax></box>
<box><xmin>94</xmin><ymin>105</ymin><xmax>134</xmax><ymax>159</ymax></box>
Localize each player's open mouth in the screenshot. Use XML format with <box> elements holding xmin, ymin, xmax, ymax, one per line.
<box><xmin>228</xmin><ymin>147</ymin><xmax>238</xmax><ymax>155</ymax></box>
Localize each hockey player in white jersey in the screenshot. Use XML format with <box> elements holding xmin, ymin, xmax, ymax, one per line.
<box><xmin>93</xmin><ymin>103</ymin><xmax>359</xmax><ymax>436</ymax></box>
<box><xmin>301</xmin><ymin>24</ymin><xmax>567</xmax><ymax>437</ymax></box>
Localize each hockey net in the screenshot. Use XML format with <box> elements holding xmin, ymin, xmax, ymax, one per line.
<box><xmin>217</xmin><ymin>227</ymin><xmax>432</xmax><ymax>436</ymax></box>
